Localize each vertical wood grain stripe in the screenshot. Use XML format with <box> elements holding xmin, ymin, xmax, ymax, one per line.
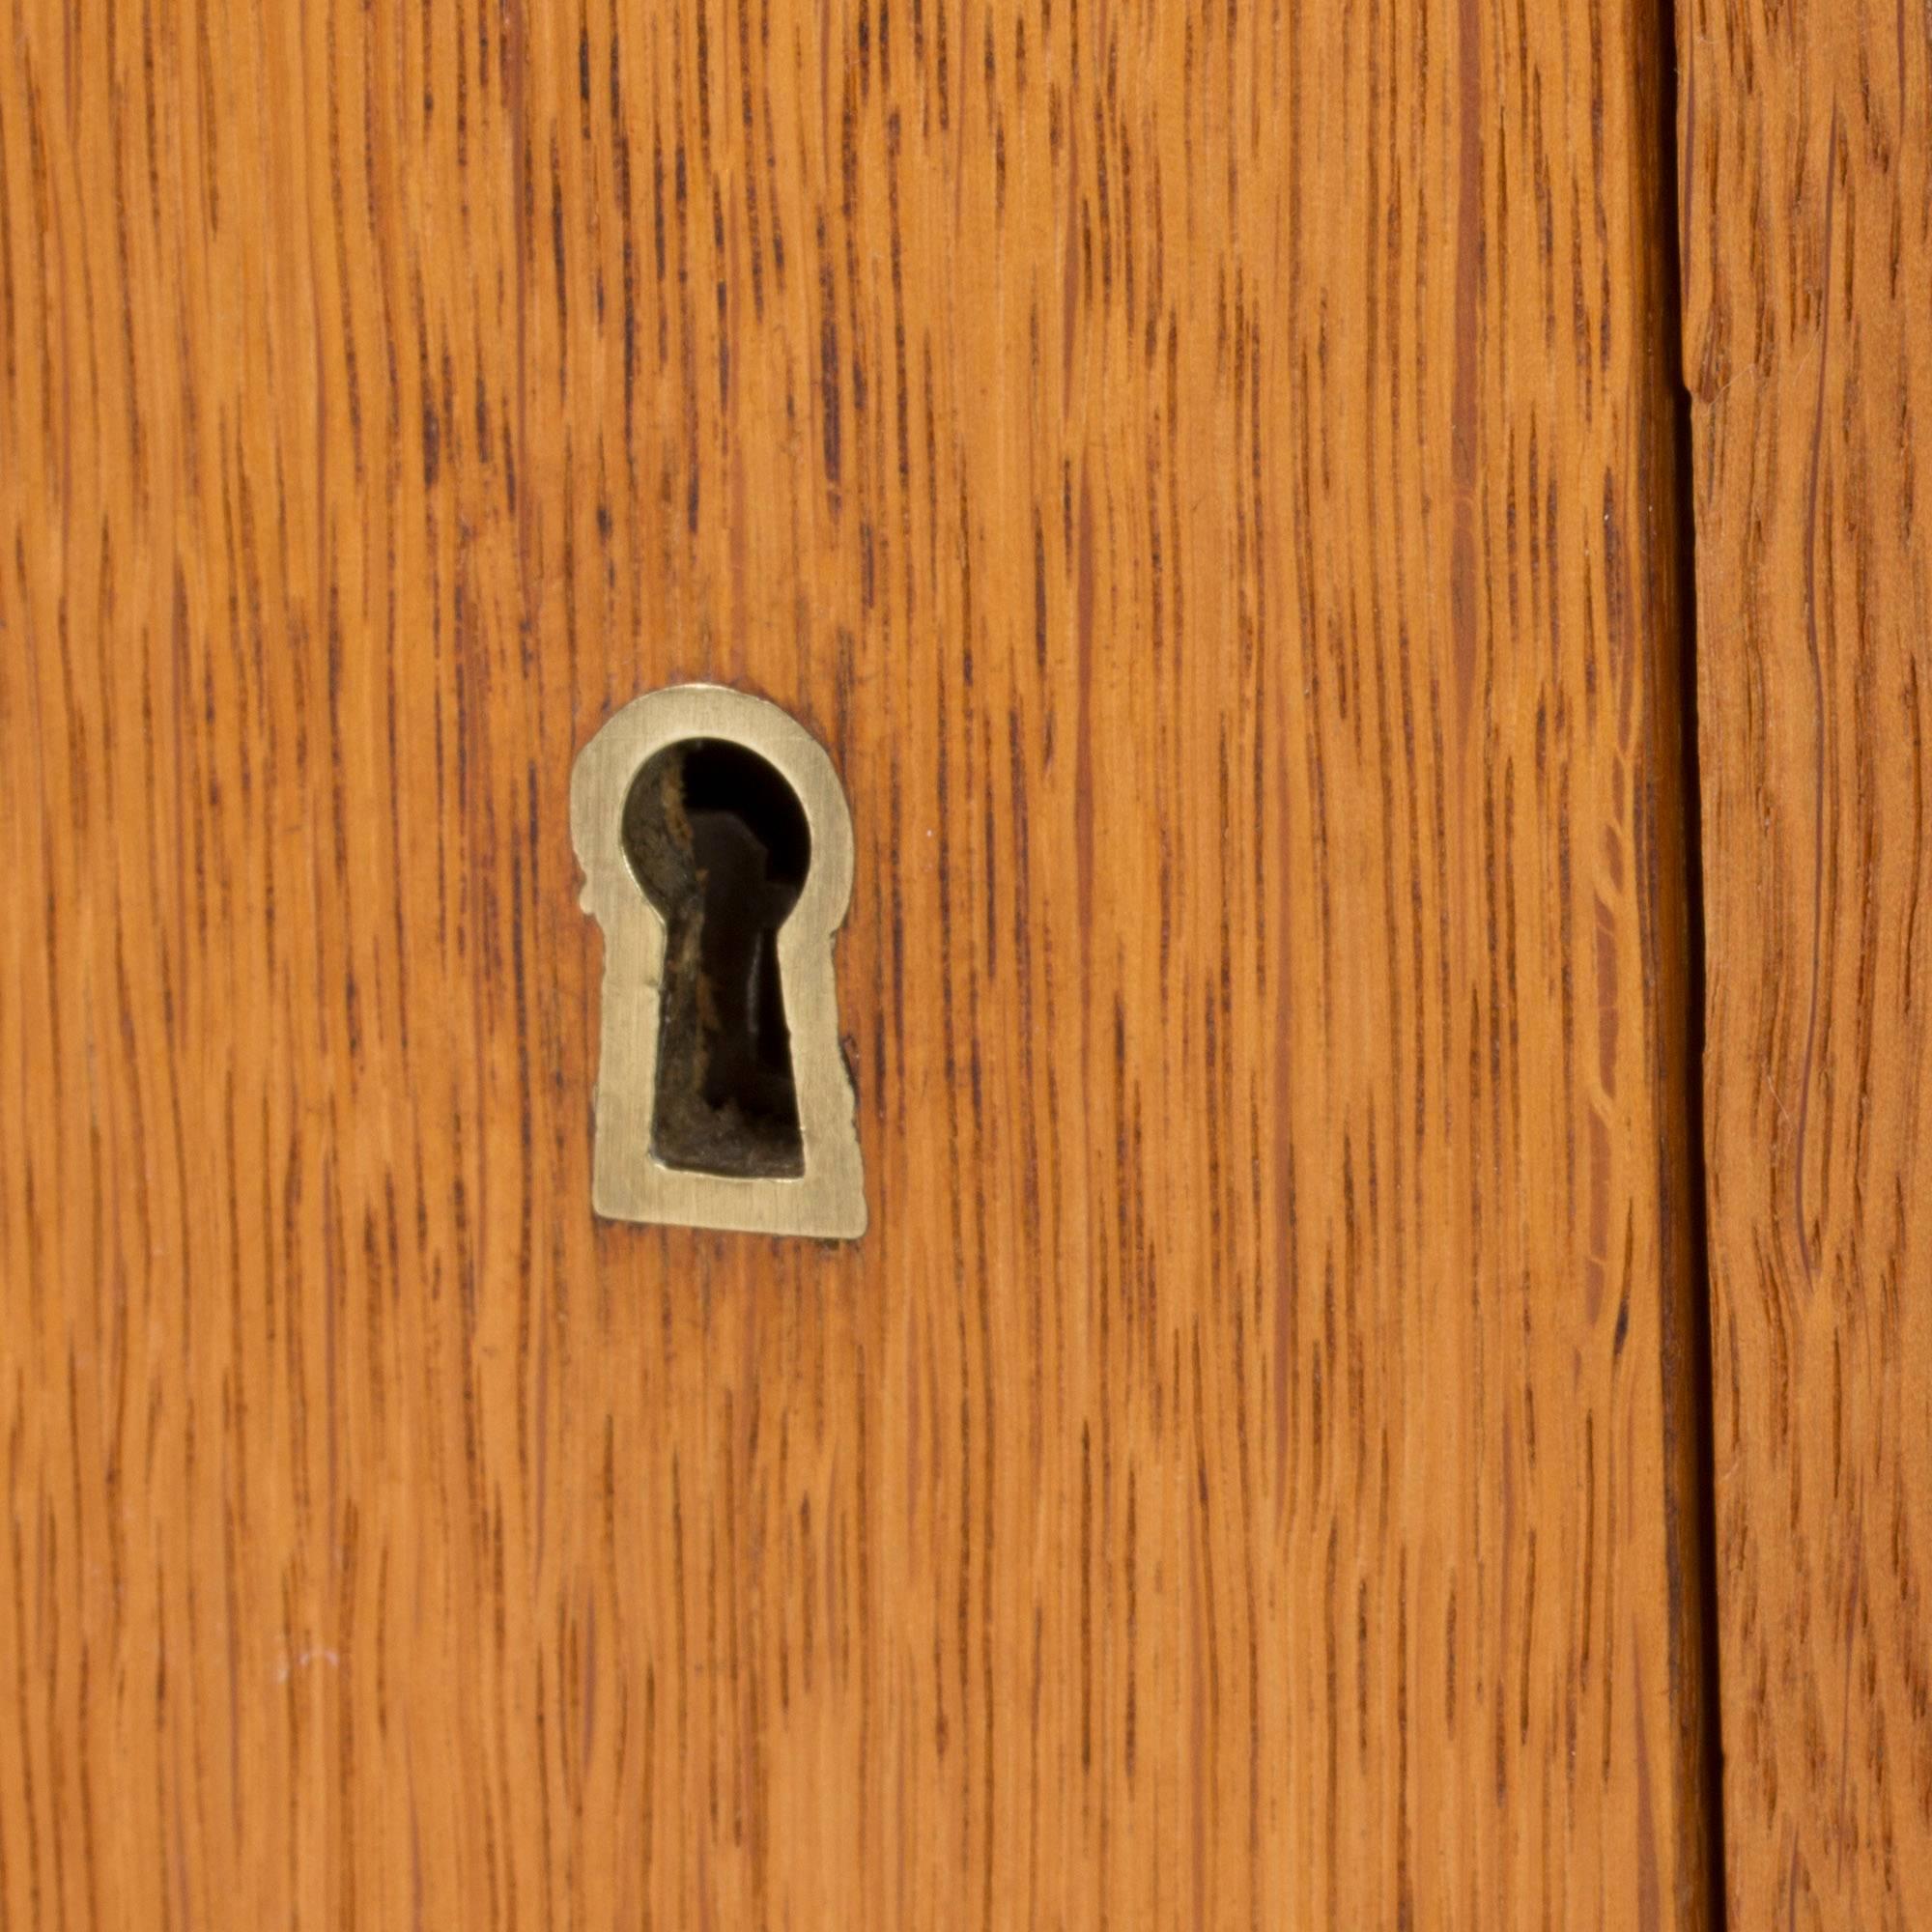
<box><xmin>1679</xmin><ymin>0</ymin><xmax>1932</xmax><ymax>1921</ymax></box>
<box><xmin>2</xmin><ymin>0</ymin><xmax>1712</xmax><ymax>1922</ymax></box>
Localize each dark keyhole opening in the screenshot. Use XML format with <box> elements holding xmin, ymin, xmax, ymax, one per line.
<box><xmin>622</xmin><ymin>738</ymin><xmax>811</xmax><ymax>1179</ymax></box>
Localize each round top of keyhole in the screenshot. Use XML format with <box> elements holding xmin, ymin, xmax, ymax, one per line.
<box><xmin>621</xmin><ymin>737</ymin><xmax>812</xmax><ymax>924</ymax></box>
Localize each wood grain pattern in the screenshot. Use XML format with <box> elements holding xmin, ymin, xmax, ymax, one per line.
<box><xmin>1679</xmin><ymin>0</ymin><xmax>1932</xmax><ymax>1921</ymax></box>
<box><xmin>2</xmin><ymin>0</ymin><xmax>1711</xmax><ymax>1923</ymax></box>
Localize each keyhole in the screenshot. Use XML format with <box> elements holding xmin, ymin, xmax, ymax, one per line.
<box><xmin>622</xmin><ymin>737</ymin><xmax>812</xmax><ymax>1179</ymax></box>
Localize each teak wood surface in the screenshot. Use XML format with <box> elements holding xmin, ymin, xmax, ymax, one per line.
<box><xmin>1680</xmin><ymin>0</ymin><xmax>1932</xmax><ymax>1922</ymax></box>
<box><xmin>1</xmin><ymin>0</ymin><xmax>1913</xmax><ymax>1922</ymax></box>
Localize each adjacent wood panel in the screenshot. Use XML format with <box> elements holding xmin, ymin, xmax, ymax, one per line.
<box><xmin>1680</xmin><ymin>1</ymin><xmax>1932</xmax><ymax>1922</ymax></box>
<box><xmin>2</xmin><ymin>0</ymin><xmax>1709</xmax><ymax>1923</ymax></box>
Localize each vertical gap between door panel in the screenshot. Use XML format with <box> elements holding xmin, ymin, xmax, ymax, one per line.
<box><xmin>1650</xmin><ymin>0</ymin><xmax>1728</xmax><ymax>1921</ymax></box>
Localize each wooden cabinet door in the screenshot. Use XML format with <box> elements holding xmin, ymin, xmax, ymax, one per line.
<box><xmin>1681</xmin><ymin>0</ymin><xmax>1932</xmax><ymax>1922</ymax></box>
<box><xmin>9</xmin><ymin>0</ymin><xmax>1918</xmax><ymax>1925</ymax></box>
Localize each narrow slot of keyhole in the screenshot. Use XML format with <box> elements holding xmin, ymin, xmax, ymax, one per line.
<box><xmin>621</xmin><ymin>738</ymin><xmax>810</xmax><ymax>1179</ymax></box>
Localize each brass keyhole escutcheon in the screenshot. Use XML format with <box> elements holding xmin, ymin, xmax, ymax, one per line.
<box><xmin>572</xmin><ymin>686</ymin><xmax>866</xmax><ymax>1237</ymax></box>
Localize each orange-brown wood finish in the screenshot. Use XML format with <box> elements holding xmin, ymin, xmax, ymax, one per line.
<box><xmin>1680</xmin><ymin>0</ymin><xmax>1932</xmax><ymax>1922</ymax></box>
<box><xmin>3</xmin><ymin>0</ymin><xmax>1711</xmax><ymax>1924</ymax></box>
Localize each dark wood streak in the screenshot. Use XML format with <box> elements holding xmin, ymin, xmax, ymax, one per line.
<box><xmin>1790</xmin><ymin>109</ymin><xmax>1840</xmax><ymax>1291</ymax></box>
